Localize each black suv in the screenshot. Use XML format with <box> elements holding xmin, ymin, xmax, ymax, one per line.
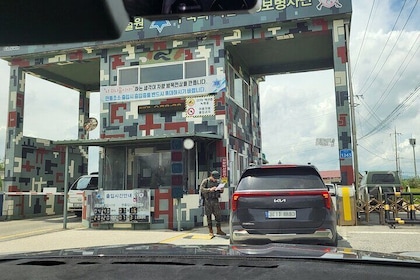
<box><xmin>229</xmin><ymin>164</ymin><xmax>337</xmax><ymax>246</ymax></box>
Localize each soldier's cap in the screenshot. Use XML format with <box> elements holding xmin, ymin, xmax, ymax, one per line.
<box><xmin>211</xmin><ymin>171</ymin><xmax>220</xmax><ymax>179</ymax></box>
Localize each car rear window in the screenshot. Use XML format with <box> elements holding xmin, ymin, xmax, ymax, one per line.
<box><xmin>370</xmin><ymin>173</ymin><xmax>399</xmax><ymax>184</ymax></box>
<box><xmin>237</xmin><ymin>167</ymin><xmax>325</xmax><ymax>191</ymax></box>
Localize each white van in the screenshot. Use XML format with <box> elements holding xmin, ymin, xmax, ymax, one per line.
<box><xmin>325</xmin><ymin>183</ymin><xmax>336</xmax><ymax>196</ymax></box>
<box><xmin>67</xmin><ymin>173</ymin><xmax>98</xmax><ymax>217</ymax></box>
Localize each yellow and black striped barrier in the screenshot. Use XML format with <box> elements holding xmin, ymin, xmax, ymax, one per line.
<box><xmin>384</xmin><ymin>192</ymin><xmax>420</xmax><ymax>228</ymax></box>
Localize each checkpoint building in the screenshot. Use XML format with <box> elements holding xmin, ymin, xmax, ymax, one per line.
<box><xmin>1</xmin><ymin>1</ymin><xmax>354</xmax><ymax>229</ymax></box>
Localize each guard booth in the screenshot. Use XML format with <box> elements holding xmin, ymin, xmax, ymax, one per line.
<box><xmin>1</xmin><ymin>2</ymin><xmax>354</xmax><ymax>227</ymax></box>
<box><xmin>336</xmin><ymin>185</ymin><xmax>356</xmax><ymax>226</ymax></box>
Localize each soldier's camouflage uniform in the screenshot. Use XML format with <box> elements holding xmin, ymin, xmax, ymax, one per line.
<box><xmin>200</xmin><ymin>177</ymin><xmax>223</xmax><ymax>234</ymax></box>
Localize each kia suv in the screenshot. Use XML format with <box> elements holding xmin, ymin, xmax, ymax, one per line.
<box><xmin>67</xmin><ymin>173</ymin><xmax>99</xmax><ymax>217</ymax></box>
<box><xmin>229</xmin><ymin>164</ymin><xmax>337</xmax><ymax>246</ymax></box>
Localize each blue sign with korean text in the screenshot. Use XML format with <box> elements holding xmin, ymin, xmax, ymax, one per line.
<box><xmin>339</xmin><ymin>149</ymin><xmax>352</xmax><ymax>159</ymax></box>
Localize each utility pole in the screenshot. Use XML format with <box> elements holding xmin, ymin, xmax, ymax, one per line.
<box><xmin>345</xmin><ymin>23</ymin><xmax>359</xmax><ymax>192</ymax></box>
<box><xmin>409</xmin><ymin>137</ymin><xmax>417</xmax><ymax>178</ymax></box>
<box><xmin>391</xmin><ymin>127</ymin><xmax>401</xmax><ymax>175</ymax></box>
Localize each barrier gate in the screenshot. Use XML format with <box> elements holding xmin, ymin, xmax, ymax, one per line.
<box><xmin>356</xmin><ymin>186</ymin><xmax>420</xmax><ymax>226</ymax></box>
<box><xmin>384</xmin><ymin>192</ymin><xmax>420</xmax><ymax>228</ymax></box>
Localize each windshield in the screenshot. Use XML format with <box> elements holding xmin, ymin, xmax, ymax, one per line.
<box><xmin>71</xmin><ymin>177</ymin><xmax>98</xmax><ymax>191</ymax></box>
<box><xmin>1</xmin><ymin>0</ymin><xmax>420</xmax><ymax>268</ymax></box>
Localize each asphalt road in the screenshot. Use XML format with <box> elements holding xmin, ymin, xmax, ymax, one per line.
<box><xmin>1</xmin><ymin>215</ymin><xmax>420</xmax><ymax>255</ymax></box>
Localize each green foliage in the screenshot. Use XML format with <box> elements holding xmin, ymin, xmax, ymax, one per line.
<box><xmin>402</xmin><ymin>177</ymin><xmax>420</xmax><ymax>190</ymax></box>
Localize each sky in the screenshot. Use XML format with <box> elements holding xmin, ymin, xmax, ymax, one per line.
<box><xmin>0</xmin><ymin>0</ymin><xmax>419</xmax><ymax>177</ymax></box>
<box><xmin>259</xmin><ymin>0</ymin><xmax>419</xmax><ymax>176</ymax></box>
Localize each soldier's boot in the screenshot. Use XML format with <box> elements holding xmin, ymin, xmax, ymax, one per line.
<box><xmin>208</xmin><ymin>226</ymin><xmax>214</xmax><ymax>237</ymax></box>
<box><xmin>216</xmin><ymin>225</ymin><xmax>226</xmax><ymax>235</ymax></box>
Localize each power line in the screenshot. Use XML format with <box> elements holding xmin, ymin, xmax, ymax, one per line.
<box><xmin>370</xmin><ymin>35</ymin><xmax>420</xmax><ymax>113</ymax></box>
<box><xmin>351</xmin><ymin>0</ymin><xmax>376</xmax><ymax>77</ymax></box>
<box><xmin>358</xmin><ymin>143</ymin><xmax>393</xmax><ymax>162</ymax></box>
<box><xmin>364</xmin><ymin>1</ymin><xmax>418</xmax><ymax>112</ymax></box>
<box><xmin>356</xmin><ymin>0</ymin><xmax>408</xmax><ymax>95</ymax></box>
<box><xmin>360</xmin><ymin>84</ymin><xmax>420</xmax><ymax>140</ymax></box>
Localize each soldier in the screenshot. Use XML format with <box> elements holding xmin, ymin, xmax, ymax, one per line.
<box><xmin>200</xmin><ymin>170</ymin><xmax>226</xmax><ymax>237</ymax></box>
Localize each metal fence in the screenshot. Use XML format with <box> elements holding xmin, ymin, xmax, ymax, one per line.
<box><xmin>356</xmin><ymin>186</ymin><xmax>420</xmax><ymax>226</ymax></box>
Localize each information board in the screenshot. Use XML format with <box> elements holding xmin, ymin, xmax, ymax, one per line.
<box><xmin>90</xmin><ymin>189</ymin><xmax>151</xmax><ymax>223</ymax></box>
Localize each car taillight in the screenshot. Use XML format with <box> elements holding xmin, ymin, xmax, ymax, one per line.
<box><xmin>322</xmin><ymin>192</ymin><xmax>332</xmax><ymax>209</ymax></box>
<box><xmin>232</xmin><ymin>193</ymin><xmax>240</xmax><ymax>212</ymax></box>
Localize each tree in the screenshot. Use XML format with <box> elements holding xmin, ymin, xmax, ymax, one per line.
<box><xmin>402</xmin><ymin>177</ymin><xmax>420</xmax><ymax>190</ymax></box>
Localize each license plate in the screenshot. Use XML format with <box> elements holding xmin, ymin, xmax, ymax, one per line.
<box><xmin>266</xmin><ymin>210</ymin><xmax>296</xmax><ymax>219</ymax></box>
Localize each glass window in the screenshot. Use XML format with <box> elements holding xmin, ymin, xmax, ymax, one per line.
<box><xmin>103</xmin><ymin>147</ymin><xmax>126</xmax><ymax>190</ymax></box>
<box><xmin>118</xmin><ymin>60</ymin><xmax>207</xmax><ymax>85</ymax></box>
<box><xmin>118</xmin><ymin>67</ymin><xmax>138</xmax><ymax>85</ymax></box>
<box><xmin>227</xmin><ymin>64</ymin><xmax>249</xmax><ymax>109</ymax></box>
<box><xmin>71</xmin><ymin>176</ymin><xmax>98</xmax><ymax>191</ymax></box>
<box><xmin>140</xmin><ymin>64</ymin><xmax>183</xmax><ymax>83</ymax></box>
<box><xmin>243</xmin><ymin>81</ymin><xmax>249</xmax><ymax>110</ymax></box>
<box><xmin>237</xmin><ymin>174</ymin><xmax>325</xmax><ymax>191</ymax></box>
<box><xmin>134</xmin><ymin>152</ymin><xmax>171</xmax><ymax>189</ymax></box>
<box><xmin>234</xmin><ymin>74</ymin><xmax>244</xmax><ymax>106</ymax></box>
<box><xmin>185</xmin><ymin>60</ymin><xmax>206</xmax><ymax>78</ymax></box>
<box><xmin>371</xmin><ymin>174</ymin><xmax>398</xmax><ymax>184</ymax></box>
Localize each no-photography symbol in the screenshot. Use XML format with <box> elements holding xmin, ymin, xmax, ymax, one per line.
<box><xmin>187</xmin><ymin>108</ymin><xmax>195</xmax><ymax>115</ymax></box>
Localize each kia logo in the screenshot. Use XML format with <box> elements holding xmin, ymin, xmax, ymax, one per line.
<box><xmin>274</xmin><ymin>198</ymin><xmax>286</xmax><ymax>203</ymax></box>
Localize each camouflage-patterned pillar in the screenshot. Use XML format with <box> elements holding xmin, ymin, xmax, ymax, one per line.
<box><xmin>78</xmin><ymin>90</ymin><xmax>90</xmax><ymax>140</ymax></box>
<box><xmin>332</xmin><ymin>19</ymin><xmax>354</xmax><ymax>185</ymax></box>
<box><xmin>78</xmin><ymin>90</ymin><xmax>90</xmax><ymax>174</ymax></box>
<box><xmin>3</xmin><ymin>66</ymin><xmax>25</xmax><ymax>192</ymax></box>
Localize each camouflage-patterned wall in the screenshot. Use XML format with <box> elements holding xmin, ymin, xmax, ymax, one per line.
<box><xmin>221</xmin><ymin>17</ymin><xmax>354</xmax><ymax>184</ymax></box>
<box><xmin>4</xmin><ymin>136</ymin><xmax>87</xmax><ymax>193</ymax></box>
<box><xmin>97</xmin><ymin>38</ymin><xmax>237</xmax><ymax>229</ymax></box>
<box><xmin>0</xmin><ymin>1</ymin><xmax>352</xmax><ymax>57</ymax></box>
<box><xmin>99</xmin><ymin>38</ymin><xmax>227</xmax><ymax>140</ymax></box>
<box><xmin>3</xmin><ymin>60</ymin><xmax>90</xmax><ymax>219</ymax></box>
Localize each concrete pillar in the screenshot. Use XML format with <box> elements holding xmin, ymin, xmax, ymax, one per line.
<box><xmin>332</xmin><ymin>19</ymin><xmax>354</xmax><ymax>185</ymax></box>
<box><xmin>3</xmin><ymin>66</ymin><xmax>25</xmax><ymax>192</ymax></box>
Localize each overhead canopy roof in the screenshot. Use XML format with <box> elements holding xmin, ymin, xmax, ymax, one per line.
<box><xmin>25</xmin><ymin>59</ymin><xmax>100</xmax><ymax>92</ymax></box>
<box><xmin>2</xmin><ymin>4</ymin><xmax>351</xmax><ymax>91</ymax></box>
<box><xmin>227</xmin><ymin>31</ymin><xmax>333</xmax><ymax>76</ymax></box>
<box><xmin>23</xmin><ymin>29</ymin><xmax>333</xmax><ymax>92</ymax></box>
<box><xmin>54</xmin><ymin>133</ymin><xmax>223</xmax><ymax>147</ymax></box>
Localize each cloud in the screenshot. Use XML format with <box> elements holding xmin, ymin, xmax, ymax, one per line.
<box><xmin>260</xmin><ymin>70</ymin><xmax>338</xmax><ymax>169</ymax></box>
<box><xmin>259</xmin><ymin>0</ymin><xmax>420</xmax><ymax>178</ymax></box>
<box><xmin>348</xmin><ymin>0</ymin><xmax>420</xmax><ymax>176</ymax></box>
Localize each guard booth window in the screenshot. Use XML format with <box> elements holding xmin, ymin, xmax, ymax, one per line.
<box><xmin>133</xmin><ymin>151</ymin><xmax>171</xmax><ymax>189</ymax></box>
<box><xmin>117</xmin><ymin>59</ymin><xmax>207</xmax><ymax>85</ymax></box>
<box><xmin>103</xmin><ymin>147</ymin><xmax>126</xmax><ymax>190</ymax></box>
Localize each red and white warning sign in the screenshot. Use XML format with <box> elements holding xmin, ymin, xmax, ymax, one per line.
<box><xmin>185</xmin><ymin>96</ymin><xmax>215</xmax><ymax>118</ymax></box>
<box><xmin>187</xmin><ymin>107</ymin><xmax>195</xmax><ymax>116</ymax></box>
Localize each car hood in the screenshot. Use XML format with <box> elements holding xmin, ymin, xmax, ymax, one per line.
<box><xmin>1</xmin><ymin>243</ymin><xmax>420</xmax><ymax>265</ymax></box>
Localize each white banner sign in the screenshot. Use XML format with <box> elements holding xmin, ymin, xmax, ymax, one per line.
<box><xmin>100</xmin><ymin>75</ymin><xmax>226</xmax><ymax>103</ymax></box>
<box><xmin>90</xmin><ymin>189</ymin><xmax>151</xmax><ymax>223</ymax></box>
